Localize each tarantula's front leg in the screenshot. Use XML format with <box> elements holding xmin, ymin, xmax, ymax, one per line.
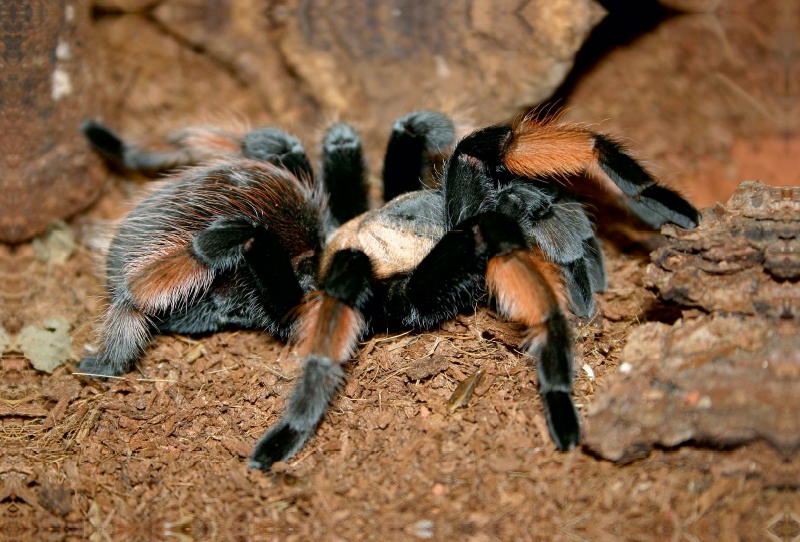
<box><xmin>249</xmin><ymin>249</ymin><xmax>373</xmax><ymax>471</ymax></box>
<box><xmin>386</xmin><ymin>211</ymin><xmax>581</xmax><ymax>450</ymax></box>
<box><xmin>241</xmin><ymin>128</ymin><xmax>313</xmax><ymax>180</ymax></box>
<box><xmin>444</xmin><ymin>117</ymin><xmax>701</xmax><ymax>229</ymax></box>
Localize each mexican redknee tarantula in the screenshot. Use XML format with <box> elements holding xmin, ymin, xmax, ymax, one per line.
<box><xmin>79</xmin><ymin>111</ymin><xmax>700</xmax><ymax>470</ymax></box>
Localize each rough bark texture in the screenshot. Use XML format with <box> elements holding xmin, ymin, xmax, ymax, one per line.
<box><xmin>650</xmin><ymin>182</ymin><xmax>800</xmax><ymax>316</ymax></box>
<box><xmin>585</xmin><ymin>181</ymin><xmax>800</xmax><ymax>474</ymax></box>
<box><xmin>0</xmin><ymin>0</ymin><xmax>108</xmax><ymax>243</ymax></box>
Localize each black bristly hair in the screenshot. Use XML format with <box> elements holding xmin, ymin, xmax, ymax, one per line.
<box><xmin>593</xmin><ymin>134</ymin><xmax>700</xmax><ymax>229</ymax></box>
<box><xmin>80</xmin><ymin>110</ymin><xmax>701</xmax><ymax>469</ymax></box>
<box><xmin>242</xmin><ymin>128</ymin><xmax>314</xmax><ymax>181</ymax></box>
<box><xmin>81</xmin><ymin>119</ymin><xmax>125</xmax><ymax>164</ymax></box>
<box><xmin>321</xmin><ymin>123</ymin><xmax>369</xmax><ymax>225</ymax></box>
<box><xmin>382</xmin><ymin>110</ymin><xmax>456</xmax><ymax>202</ymax></box>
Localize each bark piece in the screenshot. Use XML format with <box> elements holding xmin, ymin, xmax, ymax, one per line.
<box><xmin>648</xmin><ymin>181</ymin><xmax>800</xmax><ymax>317</ymax></box>
<box><xmin>0</xmin><ymin>0</ymin><xmax>108</xmax><ymax>242</ymax></box>
<box><xmin>585</xmin><ymin>316</ymin><xmax>799</xmax><ymax>461</ymax></box>
<box><xmin>585</xmin><ymin>181</ymin><xmax>800</xmax><ymax>461</ymax></box>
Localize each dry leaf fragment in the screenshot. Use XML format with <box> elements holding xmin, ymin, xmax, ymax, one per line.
<box><xmin>446</xmin><ymin>368</ymin><xmax>485</xmax><ymax>413</ymax></box>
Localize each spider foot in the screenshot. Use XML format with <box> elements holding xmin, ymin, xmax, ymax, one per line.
<box><xmin>249</xmin><ymin>421</ymin><xmax>314</xmax><ymax>471</ymax></box>
<box><xmin>323</xmin><ymin>123</ymin><xmax>361</xmax><ymax>152</ymax></box>
<box><xmin>81</xmin><ymin>120</ymin><xmax>125</xmax><ymax>163</ymax></box>
<box><xmin>542</xmin><ymin>391</ymin><xmax>581</xmax><ymax>451</ymax></box>
<box><xmin>391</xmin><ymin>110</ymin><xmax>455</xmax><ymax>151</ymax></box>
<box><xmin>383</xmin><ymin>111</ymin><xmax>455</xmax><ymax>201</ymax></box>
<box><xmin>76</xmin><ymin>355</ymin><xmax>126</xmax><ymax>378</ymax></box>
<box><xmin>249</xmin><ymin>357</ymin><xmax>347</xmax><ymax>471</ymax></box>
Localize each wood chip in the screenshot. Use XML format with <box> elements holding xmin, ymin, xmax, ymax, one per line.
<box><xmin>405</xmin><ymin>355</ymin><xmax>450</xmax><ymax>381</ymax></box>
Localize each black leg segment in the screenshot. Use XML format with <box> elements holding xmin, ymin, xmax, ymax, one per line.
<box><xmin>594</xmin><ymin>134</ymin><xmax>701</xmax><ymax>229</ymax></box>
<box><xmin>243</xmin><ymin>128</ymin><xmax>314</xmax><ymax>181</ymax></box>
<box><xmin>382</xmin><ymin>111</ymin><xmax>455</xmax><ymax>202</ymax></box>
<box><xmin>536</xmin><ymin>311</ymin><xmax>581</xmax><ymax>450</ymax></box>
<box><xmin>249</xmin><ymin>356</ymin><xmax>345</xmax><ymax>470</ymax></box>
<box><xmin>81</xmin><ymin>120</ymin><xmax>190</xmax><ymax>173</ymax></box>
<box><xmin>249</xmin><ymin>249</ymin><xmax>374</xmax><ymax>471</ymax></box>
<box><xmin>321</xmin><ymin>123</ymin><xmax>369</xmax><ymax>225</ymax></box>
<box><xmin>386</xmin><ymin>211</ymin><xmax>527</xmax><ymax>329</ymax></box>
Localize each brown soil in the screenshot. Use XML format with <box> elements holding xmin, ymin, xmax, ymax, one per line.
<box><xmin>6</xmin><ymin>228</ymin><xmax>795</xmax><ymax>541</ymax></box>
<box><xmin>4</xmin><ymin>1</ymin><xmax>799</xmax><ymax>541</ymax></box>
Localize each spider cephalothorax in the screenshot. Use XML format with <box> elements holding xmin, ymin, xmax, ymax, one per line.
<box><xmin>79</xmin><ymin>111</ymin><xmax>700</xmax><ymax>470</ymax></box>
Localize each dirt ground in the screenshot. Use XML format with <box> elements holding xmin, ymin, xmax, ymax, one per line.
<box><xmin>3</xmin><ymin>1</ymin><xmax>800</xmax><ymax>541</ymax></box>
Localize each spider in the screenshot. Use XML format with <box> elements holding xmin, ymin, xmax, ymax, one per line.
<box><xmin>79</xmin><ymin>111</ymin><xmax>700</xmax><ymax>470</ymax></box>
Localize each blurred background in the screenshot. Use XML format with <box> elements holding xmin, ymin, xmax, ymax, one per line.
<box><xmin>2</xmin><ymin>0</ymin><xmax>797</xmax><ymax>242</ymax></box>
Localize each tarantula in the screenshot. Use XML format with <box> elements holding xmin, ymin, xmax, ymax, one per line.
<box><xmin>79</xmin><ymin>111</ymin><xmax>700</xmax><ymax>470</ymax></box>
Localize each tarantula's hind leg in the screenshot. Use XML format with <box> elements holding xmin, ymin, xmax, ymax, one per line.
<box><xmin>382</xmin><ymin>111</ymin><xmax>455</xmax><ymax>202</ymax></box>
<box><xmin>82</xmin><ymin>120</ymin><xmax>315</xmax><ymax>179</ymax></box>
<box><xmin>249</xmin><ymin>249</ymin><xmax>373</xmax><ymax>471</ymax></box>
<box><xmin>81</xmin><ymin>120</ymin><xmax>207</xmax><ymax>174</ymax></box>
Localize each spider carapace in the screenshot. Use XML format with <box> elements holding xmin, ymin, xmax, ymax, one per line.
<box><xmin>79</xmin><ymin>111</ymin><xmax>700</xmax><ymax>470</ymax></box>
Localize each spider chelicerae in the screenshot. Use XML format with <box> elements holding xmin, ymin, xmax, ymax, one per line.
<box><xmin>79</xmin><ymin>111</ymin><xmax>700</xmax><ymax>470</ymax></box>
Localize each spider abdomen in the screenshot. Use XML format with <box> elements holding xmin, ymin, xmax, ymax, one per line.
<box><xmin>322</xmin><ymin>190</ymin><xmax>446</xmax><ymax>280</ymax></box>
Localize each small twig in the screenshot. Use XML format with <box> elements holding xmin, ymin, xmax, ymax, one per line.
<box><xmin>263</xmin><ymin>366</ymin><xmax>294</xmax><ymax>381</ymax></box>
<box><xmin>72</xmin><ymin>372</ymin><xmax>125</xmax><ymax>380</ymax></box>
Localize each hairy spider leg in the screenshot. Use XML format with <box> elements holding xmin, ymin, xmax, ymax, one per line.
<box><xmin>78</xmin><ymin>219</ymin><xmax>308</xmax><ymax>376</ymax></box>
<box><xmin>80</xmin><ymin>120</ymin><xmax>241</xmax><ymax>174</ymax></box>
<box><xmin>189</xmin><ymin>219</ymin><xmax>306</xmax><ymax>341</ymax></box>
<box><xmin>379</xmin><ymin>208</ymin><xmax>581</xmax><ymax>449</ymax></box>
<box><xmin>249</xmin><ymin>249</ymin><xmax>373</xmax><ymax>470</ymax></box>
<box><xmin>485</xmin><ymin>249</ymin><xmax>580</xmax><ymax>449</ymax></box>
<box><xmin>438</xmin><ymin>133</ymin><xmax>581</xmax><ymax>449</ymax></box>
<box><xmin>78</xmin><ymin>160</ymin><xmax>327</xmax><ymax>376</ymax></box>
<box><xmin>241</xmin><ymin>128</ymin><xmax>314</xmax><ymax>181</ymax></box>
<box><xmin>495</xmin><ymin>181</ymin><xmax>603</xmax><ymax>318</ymax></box>
<box><xmin>591</xmin><ymin>134</ymin><xmax>699</xmax><ymax>228</ymax></box>
<box><xmin>583</xmin><ymin>236</ymin><xmax>608</xmax><ymax>293</ymax></box>
<box><xmin>319</xmin><ymin>123</ymin><xmax>369</xmax><ymax>225</ymax></box>
<box><xmin>78</xmin><ymin>303</ymin><xmax>153</xmax><ymax>376</ymax></box>
<box><xmin>500</xmin><ymin>115</ymin><xmax>701</xmax><ymax>229</ymax></box>
<box><xmin>381</xmin><ymin>110</ymin><xmax>455</xmax><ymax>202</ymax></box>
<box><xmin>80</xmin><ymin>120</ymin><xmax>315</xmax><ymax>181</ymax></box>
<box><xmin>443</xmin><ymin>116</ymin><xmax>700</xmax><ymax>230</ymax></box>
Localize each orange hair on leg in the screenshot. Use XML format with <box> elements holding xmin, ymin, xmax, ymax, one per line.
<box><xmin>503</xmin><ymin>116</ymin><xmax>595</xmax><ymax>181</ymax></box>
